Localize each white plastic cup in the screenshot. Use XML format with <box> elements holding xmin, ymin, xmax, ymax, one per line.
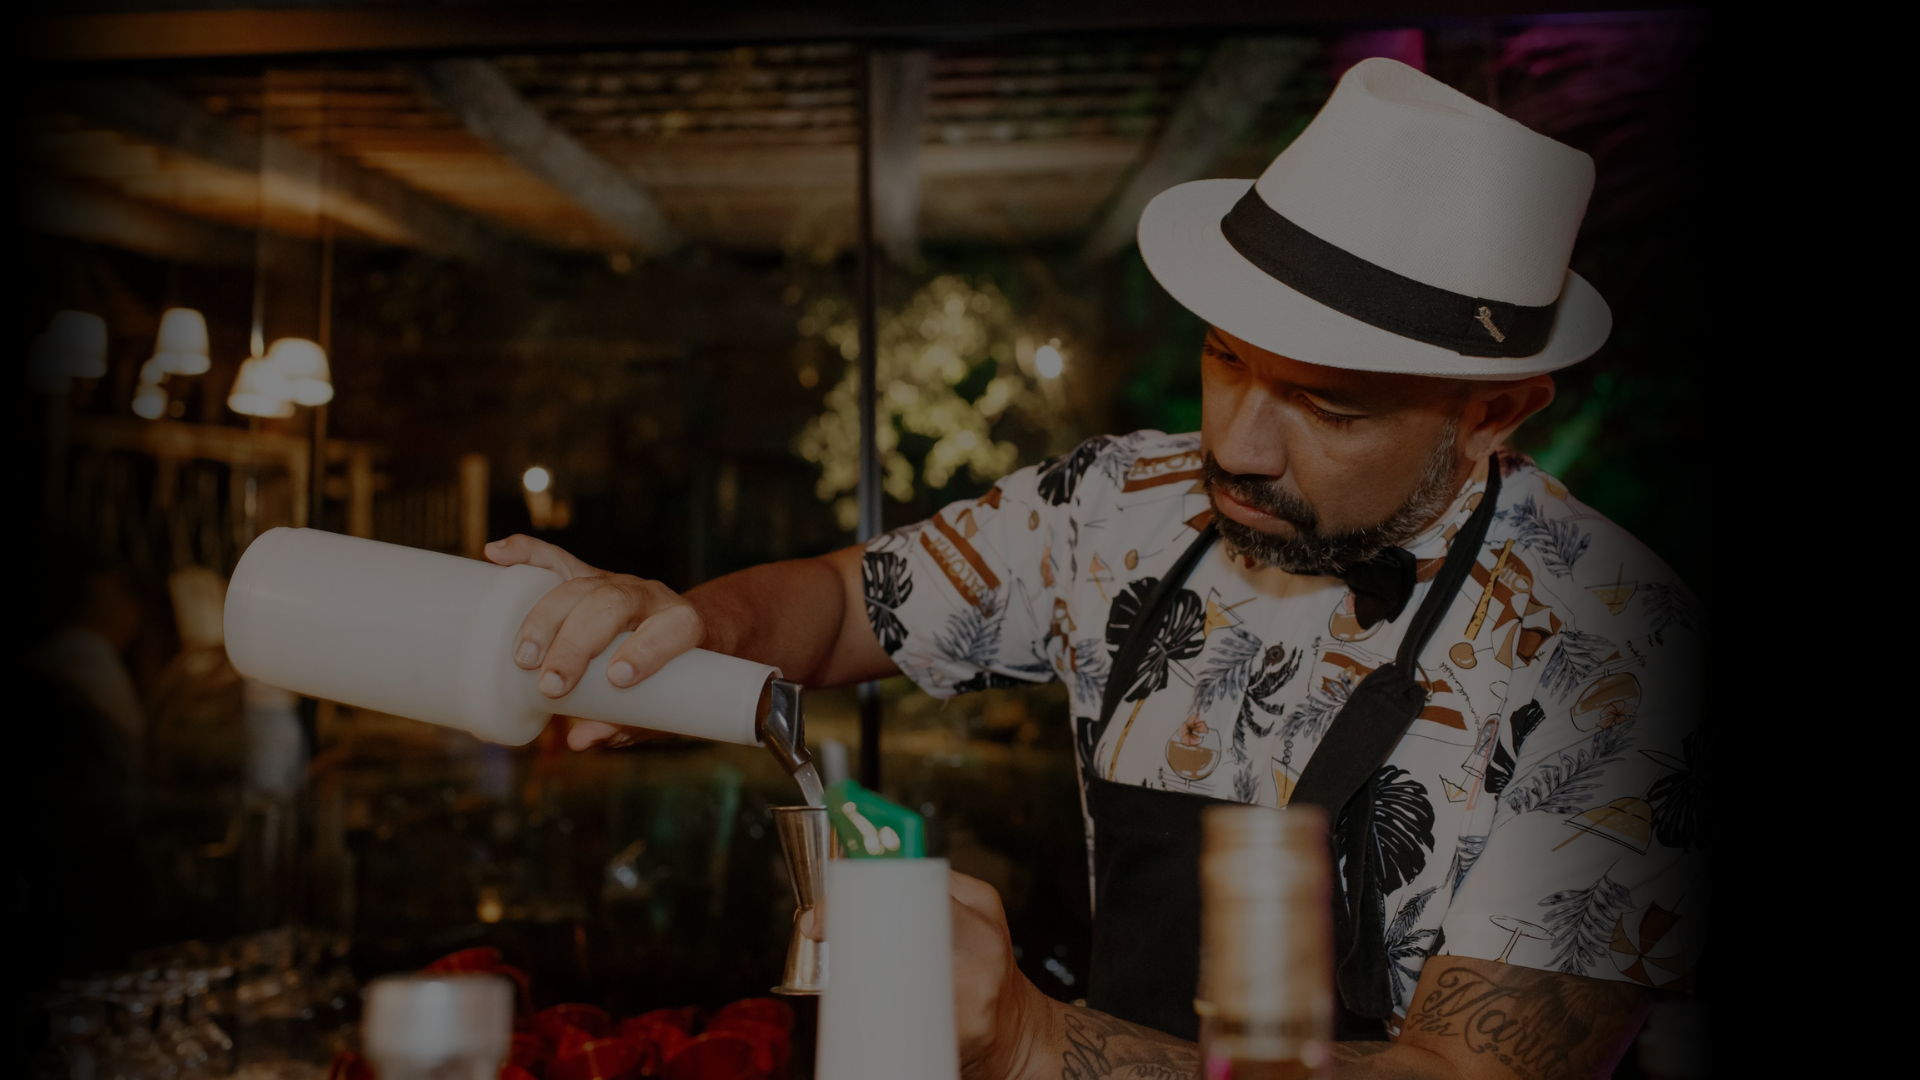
<box><xmin>362</xmin><ymin>974</ymin><xmax>512</xmax><ymax>1080</ymax></box>
<box><xmin>224</xmin><ymin>528</ymin><xmax>780</xmax><ymax>746</ymax></box>
<box><xmin>816</xmin><ymin>858</ymin><xmax>958</xmax><ymax>1080</ymax></box>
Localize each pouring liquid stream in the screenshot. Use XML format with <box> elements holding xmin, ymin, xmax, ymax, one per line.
<box><xmin>792</xmin><ymin>760</ymin><xmax>826</xmax><ymax>808</ymax></box>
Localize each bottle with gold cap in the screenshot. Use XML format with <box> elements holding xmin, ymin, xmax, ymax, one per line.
<box><xmin>1195</xmin><ymin>804</ymin><xmax>1334</xmax><ymax>1080</ymax></box>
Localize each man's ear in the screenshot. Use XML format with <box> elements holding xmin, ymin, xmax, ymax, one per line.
<box><xmin>1459</xmin><ymin>375</ymin><xmax>1556</xmax><ymax>460</ymax></box>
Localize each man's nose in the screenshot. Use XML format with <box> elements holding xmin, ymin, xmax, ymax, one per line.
<box><xmin>1210</xmin><ymin>385</ymin><xmax>1290</xmax><ymax>478</ymax></box>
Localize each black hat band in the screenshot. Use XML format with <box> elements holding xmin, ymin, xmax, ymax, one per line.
<box><xmin>1218</xmin><ymin>187</ymin><xmax>1560</xmax><ymax>359</ymax></box>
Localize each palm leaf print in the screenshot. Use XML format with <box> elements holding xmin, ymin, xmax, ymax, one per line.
<box><xmin>1496</xmin><ymin>495</ymin><xmax>1592</xmax><ymax>576</ymax></box>
<box><xmin>1104</xmin><ymin>580</ymin><xmax>1206</xmax><ymax>704</ymax></box>
<box><xmin>1540</xmin><ymin>873</ymin><xmax>1634</xmax><ymax>975</ymax></box>
<box><xmin>1228</xmin><ymin>645</ymin><xmax>1304</xmax><ymax>763</ymax></box>
<box><xmin>1386</xmin><ymin>887</ymin><xmax>1440</xmax><ymax>1010</ymax></box>
<box><xmin>1232</xmin><ymin>761</ymin><xmax>1261</xmax><ymax>803</ymax></box>
<box><xmin>1482</xmin><ymin>740</ymin><xmax>1516</xmax><ymax>796</ymax></box>
<box><xmin>862</xmin><ymin>550</ymin><xmax>913</xmax><ymax>654</ymax></box>
<box><xmin>935</xmin><ymin>592</ymin><xmax>1003</xmax><ymax>668</ymax></box>
<box><xmin>950</xmin><ymin>670</ymin><xmax>1031</xmax><ymax>694</ymax></box>
<box><xmin>1193</xmin><ymin>627</ymin><xmax>1262</xmax><ymax>714</ymax></box>
<box><xmin>1067</xmin><ymin>637</ymin><xmax>1111</xmax><ymax>704</ymax></box>
<box><xmin>1035</xmin><ymin>437</ymin><xmax>1113</xmax><ymax>506</ymax></box>
<box><xmin>1539</xmin><ymin>630</ymin><xmax>1616</xmax><ymax>700</ymax></box>
<box><xmin>1340</xmin><ymin>766</ymin><xmax>1436</xmax><ymax>895</ymax></box>
<box><xmin>1503</xmin><ymin>721</ymin><xmax>1635</xmax><ymax>817</ymax></box>
<box><xmin>1648</xmin><ymin>728</ymin><xmax>1708</xmax><ymax>852</ymax></box>
<box><xmin>1104</xmin><ymin>578</ymin><xmax>1153</xmax><ymax>650</ymax></box>
<box><xmin>1283</xmin><ymin>668</ymin><xmax>1353</xmax><ymax>747</ymax></box>
<box><xmin>1446</xmin><ymin>835</ymin><xmax>1488</xmax><ymax>895</ymax></box>
<box><xmin>1509</xmin><ymin>700</ymin><xmax>1547</xmax><ymax>756</ymax></box>
<box><xmin>1635</xmin><ymin>581</ymin><xmax>1706</xmax><ymax>646</ymax></box>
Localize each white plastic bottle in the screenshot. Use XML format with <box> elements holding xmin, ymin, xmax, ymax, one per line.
<box><xmin>815</xmin><ymin>858</ymin><xmax>959</xmax><ymax>1080</ymax></box>
<box><xmin>223</xmin><ymin>528</ymin><xmax>780</xmax><ymax>747</ymax></box>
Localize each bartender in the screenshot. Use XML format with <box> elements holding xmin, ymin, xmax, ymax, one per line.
<box><xmin>495</xmin><ymin>60</ymin><xmax>1704</xmax><ymax>1079</ymax></box>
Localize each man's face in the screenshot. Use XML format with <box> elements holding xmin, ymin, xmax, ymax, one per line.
<box><xmin>1198</xmin><ymin>327</ymin><xmax>1471</xmax><ymax>575</ymax></box>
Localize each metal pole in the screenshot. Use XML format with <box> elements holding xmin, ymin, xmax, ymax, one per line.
<box><xmin>310</xmin><ymin>218</ymin><xmax>333</xmax><ymax>532</ymax></box>
<box><xmin>856</xmin><ymin>47</ymin><xmax>883</xmax><ymax>790</ymax></box>
<box><xmin>311</xmin><ymin>72</ymin><xmax>334</xmax><ymax>533</ymax></box>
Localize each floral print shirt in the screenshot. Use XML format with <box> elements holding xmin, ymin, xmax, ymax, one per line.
<box><xmin>863</xmin><ymin>430</ymin><xmax>1707</xmax><ymax>1012</ymax></box>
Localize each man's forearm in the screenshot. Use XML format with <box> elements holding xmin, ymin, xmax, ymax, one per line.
<box><xmin>684</xmin><ymin>556</ymin><xmax>849</xmax><ymax>683</ymax></box>
<box><xmin>1005</xmin><ymin>998</ymin><xmax>1464</xmax><ymax>1080</ymax></box>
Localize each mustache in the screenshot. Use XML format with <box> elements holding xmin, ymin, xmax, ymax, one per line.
<box><xmin>1202</xmin><ymin>455</ymin><xmax>1319</xmax><ymax>532</ymax></box>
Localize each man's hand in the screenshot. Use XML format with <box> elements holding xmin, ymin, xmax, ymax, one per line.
<box><xmin>951</xmin><ymin>871</ymin><xmax>1049</xmax><ymax>1080</ymax></box>
<box><xmin>485</xmin><ymin>535</ymin><xmax>705</xmax><ymax>749</ymax></box>
<box><xmin>484</xmin><ymin>536</ymin><xmax>897</xmax><ymax>750</ymax></box>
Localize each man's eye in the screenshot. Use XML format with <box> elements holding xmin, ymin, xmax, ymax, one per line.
<box><xmin>1302</xmin><ymin>396</ymin><xmax>1363</xmax><ymax>424</ymax></box>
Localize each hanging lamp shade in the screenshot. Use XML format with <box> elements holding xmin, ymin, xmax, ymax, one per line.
<box><xmin>264</xmin><ymin>337</ymin><xmax>333</xmax><ymax>406</ymax></box>
<box><xmin>228</xmin><ymin>355</ymin><xmax>296</xmax><ymax>418</ymax></box>
<box><xmin>151</xmin><ymin>308</ymin><xmax>212</xmax><ymax>376</ymax></box>
<box><xmin>29</xmin><ymin>310</ymin><xmax>109</xmax><ymax>391</ymax></box>
<box><xmin>132</xmin><ymin>382</ymin><xmax>169</xmax><ymax>420</ymax></box>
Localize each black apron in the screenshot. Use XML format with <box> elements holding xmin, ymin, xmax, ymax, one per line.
<box><xmin>1080</xmin><ymin>460</ymin><xmax>1502</xmax><ymax>1041</ymax></box>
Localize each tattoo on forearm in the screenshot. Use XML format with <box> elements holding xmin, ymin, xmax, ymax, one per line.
<box><xmin>1059</xmin><ymin>1009</ymin><xmax>1200</xmax><ymax>1080</ymax></box>
<box><xmin>1404</xmin><ymin>964</ymin><xmax>1647</xmax><ymax>1080</ymax></box>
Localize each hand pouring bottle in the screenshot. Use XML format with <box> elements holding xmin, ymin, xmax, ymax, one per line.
<box><xmin>223</xmin><ymin>528</ymin><xmax>814</xmax><ymax>785</ymax></box>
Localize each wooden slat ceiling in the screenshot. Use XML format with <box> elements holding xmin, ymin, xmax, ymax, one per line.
<box><xmin>32</xmin><ymin>40</ymin><xmax>1201</xmax><ymax>254</ymax></box>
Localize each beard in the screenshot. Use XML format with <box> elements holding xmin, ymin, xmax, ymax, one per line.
<box><xmin>1203</xmin><ymin>421</ymin><xmax>1461</xmax><ymax>576</ymax></box>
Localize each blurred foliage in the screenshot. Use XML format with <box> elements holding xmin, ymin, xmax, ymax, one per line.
<box><xmin>795</xmin><ymin>274</ymin><xmax>1078</xmax><ymax>529</ymax></box>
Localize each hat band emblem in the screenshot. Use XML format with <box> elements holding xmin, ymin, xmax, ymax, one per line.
<box><xmin>1474</xmin><ymin>306</ymin><xmax>1506</xmax><ymax>343</ymax></box>
<box><xmin>1218</xmin><ymin>188</ymin><xmax>1558</xmax><ymax>358</ymax></box>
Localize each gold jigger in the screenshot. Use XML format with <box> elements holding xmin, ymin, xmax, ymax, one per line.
<box><xmin>771</xmin><ymin>805</ymin><xmax>832</xmax><ymax>995</ymax></box>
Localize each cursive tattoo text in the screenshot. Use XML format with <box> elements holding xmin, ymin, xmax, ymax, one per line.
<box><xmin>1059</xmin><ymin>1008</ymin><xmax>1200</xmax><ymax>1080</ymax></box>
<box><xmin>1403</xmin><ymin>962</ymin><xmax>1647</xmax><ymax>1080</ymax></box>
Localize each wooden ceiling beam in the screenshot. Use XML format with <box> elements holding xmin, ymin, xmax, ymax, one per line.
<box><xmin>21</xmin><ymin>176</ymin><xmax>256</xmax><ymax>264</ymax></box>
<box><xmin>416</xmin><ymin>58</ymin><xmax>683</xmax><ymax>255</ymax></box>
<box><xmin>47</xmin><ymin>76</ymin><xmax>536</xmax><ymax>262</ymax></box>
<box><xmin>28</xmin><ymin>3</ymin><xmax>1665</xmax><ymax>63</ymax></box>
<box><xmin>1081</xmin><ymin>36</ymin><xmax>1314</xmax><ymax>261</ymax></box>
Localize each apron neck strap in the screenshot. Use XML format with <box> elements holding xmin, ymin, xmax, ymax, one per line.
<box><xmin>1393</xmin><ymin>458</ymin><xmax>1503</xmax><ymax>671</ymax></box>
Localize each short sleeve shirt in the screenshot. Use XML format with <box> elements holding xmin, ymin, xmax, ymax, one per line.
<box><xmin>863</xmin><ymin>430</ymin><xmax>1708</xmax><ymax>1014</ymax></box>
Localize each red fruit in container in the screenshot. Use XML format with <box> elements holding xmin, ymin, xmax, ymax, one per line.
<box><xmin>660</xmin><ymin>1034</ymin><xmax>763</xmax><ymax>1080</ymax></box>
<box><xmin>630</xmin><ymin>1006</ymin><xmax>703</xmax><ymax>1035</ymax></box>
<box><xmin>549</xmin><ymin>1037</ymin><xmax>648</xmax><ymax>1080</ymax></box>
<box><xmin>427</xmin><ymin>947</ymin><xmax>504</xmax><ymax>970</ymax></box>
<box><xmin>426</xmin><ymin>948</ymin><xmax>534</xmax><ymax>1016</ymax></box>
<box><xmin>708</xmin><ymin>1000</ymin><xmax>793</xmax><ymax>1035</ymax></box>
<box><xmin>616</xmin><ymin>1019</ymin><xmax>691</xmax><ymax>1063</ymax></box>
<box><xmin>553</xmin><ymin>1025</ymin><xmax>596</xmax><ymax>1061</ymax></box>
<box><xmin>539</xmin><ymin>1004</ymin><xmax>613</xmax><ymax>1039</ymax></box>
<box><xmin>328</xmin><ymin>1051</ymin><xmax>373</xmax><ymax>1080</ymax></box>
<box><xmin>700</xmin><ymin>1019</ymin><xmax>787</xmax><ymax>1074</ymax></box>
<box><xmin>509</xmin><ymin>1033</ymin><xmax>549</xmax><ymax>1072</ymax></box>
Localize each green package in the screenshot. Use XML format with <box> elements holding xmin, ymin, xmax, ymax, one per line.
<box><xmin>823</xmin><ymin>779</ymin><xmax>926</xmax><ymax>858</ymax></box>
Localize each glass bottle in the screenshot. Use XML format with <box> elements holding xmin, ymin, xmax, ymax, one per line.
<box><xmin>1194</xmin><ymin>805</ymin><xmax>1334</xmax><ymax>1080</ymax></box>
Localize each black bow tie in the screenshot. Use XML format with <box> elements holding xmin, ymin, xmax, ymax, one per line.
<box><xmin>1342</xmin><ymin>547</ymin><xmax>1418</xmax><ymax>630</ymax></box>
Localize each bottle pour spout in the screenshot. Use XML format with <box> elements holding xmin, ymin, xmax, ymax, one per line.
<box><xmin>759</xmin><ymin>678</ymin><xmax>812</xmax><ymax>776</ymax></box>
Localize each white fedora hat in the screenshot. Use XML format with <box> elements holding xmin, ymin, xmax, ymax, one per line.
<box><xmin>1138</xmin><ymin>57</ymin><xmax>1610</xmax><ymax>378</ymax></box>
